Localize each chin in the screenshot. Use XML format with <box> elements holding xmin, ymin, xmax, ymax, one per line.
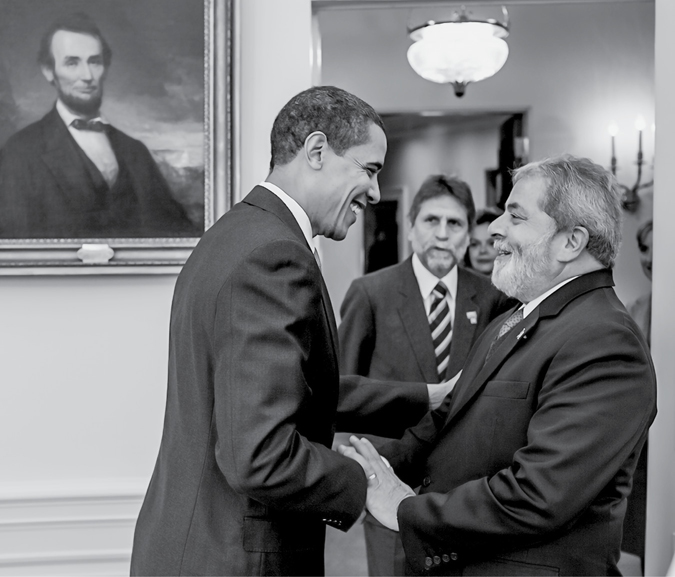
<box><xmin>61</xmin><ymin>93</ymin><xmax>103</xmax><ymax>116</ymax></box>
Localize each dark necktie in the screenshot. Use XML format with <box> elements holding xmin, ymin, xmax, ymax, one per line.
<box><xmin>71</xmin><ymin>118</ymin><xmax>107</xmax><ymax>132</ymax></box>
<box><xmin>429</xmin><ymin>282</ymin><xmax>452</xmax><ymax>380</ymax></box>
<box><xmin>485</xmin><ymin>307</ymin><xmax>524</xmax><ymax>361</ymax></box>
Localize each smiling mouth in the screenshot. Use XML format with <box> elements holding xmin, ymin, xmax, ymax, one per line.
<box><xmin>350</xmin><ymin>200</ymin><xmax>364</xmax><ymax>215</ymax></box>
<box><xmin>494</xmin><ymin>243</ymin><xmax>512</xmax><ymax>258</ymax></box>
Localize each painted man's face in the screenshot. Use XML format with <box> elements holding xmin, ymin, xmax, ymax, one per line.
<box><xmin>42</xmin><ymin>30</ymin><xmax>106</xmax><ymax>116</ymax></box>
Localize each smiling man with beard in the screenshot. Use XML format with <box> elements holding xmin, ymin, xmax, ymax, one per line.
<box><xmin>0</xmin><ymin>12</ymin><xmax>197</xmax><ymax>239</ymax></box>
<box><xmin>339</xmin><ymin>154</ymin><xmax>657</xmax><ymax>576</ymax></box>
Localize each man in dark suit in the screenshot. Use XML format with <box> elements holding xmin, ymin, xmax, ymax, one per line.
<box><xmin>338</xmin><ymin>175</ymin><xmax>514</xmax><ymax>576</ymax></box>
<box><xmin>340</xmin><ymin>154</ymin><xmax>657</xmax><ymax>576</ymax></box>
<box><xmin>130</xmin><ymin>86</ymin><xmax>387</xmax><ymax>576</ymax></box>
<box><xmin>0</xmin><ymin>13</ymin><xmax>197</xmax><ymax>239</ymax></box>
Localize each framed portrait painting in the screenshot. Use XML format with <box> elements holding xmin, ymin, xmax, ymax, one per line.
<box><xmin>0</xmin><ymin>0</ymin><xmax>233</xmax><ymax>273</ymax></box>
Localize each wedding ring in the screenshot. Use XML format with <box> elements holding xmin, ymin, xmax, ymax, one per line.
<box><xmin>368</xmin><ymin>473</ymin><xmax>377</xmax><ymax>480</ymax></box>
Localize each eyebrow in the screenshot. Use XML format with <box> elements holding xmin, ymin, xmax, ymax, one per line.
<box><xmin>506</xmin><ymin>201</ymin><xmax>526</xmax><ymax>213</ymax></box>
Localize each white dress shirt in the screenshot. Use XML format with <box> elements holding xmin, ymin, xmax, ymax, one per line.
<box><xmin>259</xmin><ymin>181</ymin><xmax>316</xmax><ymax>253</ymax></box>
<box><xmin>56</xmin><ymin>99</ymin><xmax>119</xmax><ymax>187</ymax></box>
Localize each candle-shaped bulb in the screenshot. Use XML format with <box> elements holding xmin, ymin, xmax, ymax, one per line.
<box><xmin>635</xmin><ymin>115</ymin><xmax>645</xmax><ymax>162</ymax></box>
<box><xmin>635</xmin><ymin>115</ymin><xmax>646</xmax><ymax>132</ymax></box>
<box><xmin>608</xmin><ymin>122</ymin><xmax>619</xmax><ymax>137</ymax></box>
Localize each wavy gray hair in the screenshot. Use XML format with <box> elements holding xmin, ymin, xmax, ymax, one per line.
<box><xmin>512</xmin><ymin>154</ymin><xmax>623</xmax><ymax>268</ymax></box>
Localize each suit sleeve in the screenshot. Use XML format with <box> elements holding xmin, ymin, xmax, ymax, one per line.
<box><xmin>213</xmin><ymin>239</ymin><xmax>366</xmax><ymax>530</ymax></box>
<box><xmin>339</xmin><ymin>279</ymin><xmax>376</xmax><ymax>376</ymax></box>
<box><xmin>396</xmin><ymin>320</ymin><xmax>656</xmax><ymax>571</ymax></box>
<box><xmin>336</xmin><ymin>374</ymin><xmax>429</xmax><ymax>437</ymax></box>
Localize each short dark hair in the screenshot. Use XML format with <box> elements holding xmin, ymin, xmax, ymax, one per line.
<box><xmin>38</xmin><ymin>13</ymin><xmax>112</xmax><ymax>69</ymax></box>
<box><xmin>408</xmin><ymin>174</ymin><xmax>476</xmax><ymax>227</ymax></box>
<box><xmin>269</xmin><ymin>86</ymin><xmax>385</xmax><ymax>170</ymax></box>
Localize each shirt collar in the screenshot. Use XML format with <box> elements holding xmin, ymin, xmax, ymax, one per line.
<box><xmin>411</xmin><ymin>253</ymin><xmax>458</xmax><ymax>301</ymax></box>
<box><xmin>259</xmin><ymin>181</ymin><xmax>315</xmax><ymax>251</ymax></box>
<box><xmin>521</xmin><ymin>275</ymin><xmax>579</xmax><ymax>318</ymax></box>
<box><xmin>56</xmin><ymin>99</ymin><xmax>108</xmax><ymax>128</ymax></box>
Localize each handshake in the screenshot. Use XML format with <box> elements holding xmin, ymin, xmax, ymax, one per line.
<box><xmin>337</xmin><ymin>371</ymin><xmax>462</xmax><ymax>531</ymax></box>
<box><xmin>338</xmin><ymin>436</ymin><xmax>415</xmax><ymax>532</ymax></box>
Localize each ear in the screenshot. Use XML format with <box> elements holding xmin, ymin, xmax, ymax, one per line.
<box><xmin>41</xmin><ymin>65</ymin><xmax>55</xmax><ymax>84</ymax></box>
<box><xmin>557</xmin><ymin>225</ymin><xmax>590</xmax><ymax>263</ymax></box>
<box><xmin>304</xmin><ymin>131</ymin><xmax>328</xmax><ymax>170</ymax></box>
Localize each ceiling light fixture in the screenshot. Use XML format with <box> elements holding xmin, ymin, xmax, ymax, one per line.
<box><xmin>407</xmin><ymin>6</ymin><xmax>510</xmax><ymax>97</ymax></box>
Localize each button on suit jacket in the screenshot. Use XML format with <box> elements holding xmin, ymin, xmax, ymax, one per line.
<box><xmin>130</xmin><ymin>187</ymin><xmax>367</xmax><ymax>576</ymax></box>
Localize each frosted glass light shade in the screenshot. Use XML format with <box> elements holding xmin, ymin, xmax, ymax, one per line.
<box><xmin>407</xmin><ymin>21</ymin><xmax>509</xmax><ymax>94</ymax></box>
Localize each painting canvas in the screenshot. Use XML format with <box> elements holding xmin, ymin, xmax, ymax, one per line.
<box><xmin>0</xmin><ymin>0</ymin><xmax>232</xmax><ymax>272</ymax></box>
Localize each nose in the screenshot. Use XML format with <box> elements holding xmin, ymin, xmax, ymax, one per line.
<box><xmin>435</xmin><ymin>220</ymin><xmax>449</xmax><ymax>239</ymax></box>
<box><xmin>488</xmin><ymin>213</ymin><xmax>506</xmax><ymax>238</ymax></box>
<box><xmin>78</xmin><ymin>62</ymin><xmax>94</xmax><ymax>81</ymax></box>
<box><xmin>367</xmin><ymin>179</ymin><xmax>381</xmax><ymax>204</ymax></box>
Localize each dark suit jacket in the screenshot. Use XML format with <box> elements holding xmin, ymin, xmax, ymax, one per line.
<box><xmin>130</xmin><ymin>187</ymin><xmax>367</xmax><ymax>576</ymax></box>
<box><xmin>337</xmin><ymin>258</ymin><xmax>514</xmax><ymax>438</ymax></box>
<box><xmin>0</xmin><ymin>107</ymin><xmax>197</xmax><ymax>238</ymax></box>
<box><xmin>379</xmin><ymin>269</ymin><xmax>657</xmax><ymax>576</ymax></box>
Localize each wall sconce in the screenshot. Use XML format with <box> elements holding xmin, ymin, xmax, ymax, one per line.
<box><xmin>608</xmin><ymin>116</ymin><xmax>653</xmax><ymax>212</ymax></box>
<box><xmin>407</xmin><ymin>6</ymin><xmax>510</xmax><ymax>97</ymax></box>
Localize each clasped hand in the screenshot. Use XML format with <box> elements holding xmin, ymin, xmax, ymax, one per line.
<box><xmin>338</xmin><ymin>436</ymin><xmax>415</xmax><ymax>532</ymax></box>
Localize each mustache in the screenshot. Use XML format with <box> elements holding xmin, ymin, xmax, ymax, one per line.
<box><xmin>493</xmin><ymin>240</ymin><xmax>511</xmax><ymax>253</ymax></box>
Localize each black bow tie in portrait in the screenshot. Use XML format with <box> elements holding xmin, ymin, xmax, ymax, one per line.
<box><xmin>71</xmin><ymin>118</ymin><xmax>107</xmax><ymax>132</ymax></box>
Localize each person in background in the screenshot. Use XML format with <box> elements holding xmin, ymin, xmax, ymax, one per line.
<box><xmin>464</xmin><ymin>207</ymin><xmax>502</xmax><ymax>275</ymax></box>
<box><xmin>340</xmin><ymin>154</ymin><xmax>656</xmax><ymax>577</ymax></box>
<box><xmin>338</xmin><ymin>174</ymin><xmax>515</xmax><ymax>576</ymax></box>
<box><xmin>130</xmin><ymin>85</ymin><xmax>387</xmax><ymax>577</ymax></box>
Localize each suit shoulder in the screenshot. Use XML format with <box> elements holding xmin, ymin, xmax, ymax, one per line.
<box><xmin>459</xmin><ymin>266</ymin><xmax>502</xmax><ymax>295</ymax></box>
<box><xmin>1</xmin><ymin>117</ymin><xmax>48</xmax><ymax>152</ymax></box>
<box><xmin>350</xmin><ymin>259</ymin><xmax>409</xmax><ymax>289</ymax></box>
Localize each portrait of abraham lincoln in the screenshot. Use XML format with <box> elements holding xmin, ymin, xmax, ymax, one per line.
<box><xmin>0</xmin><ymin>0</ymin><xmax>206</xmax><ymax>240</ymax></box>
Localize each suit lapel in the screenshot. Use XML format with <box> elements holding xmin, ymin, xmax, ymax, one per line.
<box><xmin>447</xmin><ymin>306</ymin><xmax>537</xmax><ymax>421</ymax></box>
<box><xmin>447</xmin><ymin>267</ymin><xmax>480</xmax><ymax>378</ymax></box>
<box><xmin>242</xmin><ymin>187</ymin><xmax>339</xmax><ymax>358</ymax></box>
<box><xmin>444</xmin><ymin>269</ymin><xmax>615</xmax><ymax>424</ymax></box>
<box><xmin>397</xmin><ymin>258</ymin><xmax>439</xmax><ymax>383</ymax></box>
<box><xmin>40</xmin><ymin>108</ymin><xmax>98</xmax><ymax>204</ymax></box>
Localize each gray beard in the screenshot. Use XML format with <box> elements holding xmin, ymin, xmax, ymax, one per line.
<box><xmin>491</xmin><ymin>236</ymin><xmax>553</xmax><ymax>303</ymax></box>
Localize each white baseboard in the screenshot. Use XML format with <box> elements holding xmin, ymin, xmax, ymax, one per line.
<box><xmin>0</xmin><ymin>479</ymin><xmax>147</xmax><ymax>576</ymax></box>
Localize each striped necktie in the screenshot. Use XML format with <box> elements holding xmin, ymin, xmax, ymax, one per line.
<box><xmin>429</xmin><ymin>282</ymin><xmax>452</xmax><ymax>380</ymax></box>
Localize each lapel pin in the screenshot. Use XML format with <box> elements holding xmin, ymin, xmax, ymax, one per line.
<box><xmin>516</xmin><ymin>328</ymin><xmax>528</xmax><ymax>340</ymax></box>
<box><xmin>466</xmin><ymin>311</ymin><xmax>477</xmax><ymax>325</ymax></box>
